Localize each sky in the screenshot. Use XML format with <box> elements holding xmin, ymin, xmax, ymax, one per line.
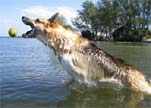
<box><xmin>0</xmin><ymin>0</ymin><xmax>98</xmax><ymax>36</ymax></box>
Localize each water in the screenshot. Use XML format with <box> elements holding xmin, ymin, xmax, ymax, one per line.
<box><xmin>0</xmin><ymin>38</ymin><xmax>151</xmax><ymax>108</ymax></box>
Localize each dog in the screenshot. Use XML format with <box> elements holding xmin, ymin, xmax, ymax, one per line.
<box><xmin>22</xmin><ymin>12</ymin><xmax>151</xmax><ymax>94</ymax></box>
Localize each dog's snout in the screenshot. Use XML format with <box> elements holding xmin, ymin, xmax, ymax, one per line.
<box><xmin>22</xmin><ymin>16</ymin><xmax>29</xmax><ymax>21</ymax></box>
<box><xmin>22</xmin><ymin>16</ymin><xmax>25</xmax><ymax>20</ymax></box>
<box><xmin>22</xmin><ymin>16</ymin><xmax>35</xmax><ymax>28</ymax></box>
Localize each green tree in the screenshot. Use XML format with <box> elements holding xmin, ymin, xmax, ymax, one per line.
<box><xmin>72</xmin><ymin>0</ymin><xmax>151</xmax><ymax>41</ymax></box>
<box><xmin>113</xmin><ymin>0</ymin><xmax>151</xmax><ymax>41</ymax></box>
<box><xmin>72</xmin><ymin>0</ymin><xmax>98</xmax><ymax>37</ymax></box>
<box><xmin>97</xmin><ymin>0</ymin><xmax>119</xmax><ymax>38</ymax></box>
<box><xmin>58</xmin><ymin>15</ymin><xmax>67</xmax><ymax>25</ymax></box>
<box><xmin>58</xmin><ymin>15</ymin><xmax>73</xmax><ymax>29</ymax></box>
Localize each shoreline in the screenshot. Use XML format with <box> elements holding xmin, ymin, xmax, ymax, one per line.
<box><xmin>94</xmin><ymin>40</ymin><xmax>151</xmax><ymax>43</ymax></box>
<box><xmin>0</xmin><ymin>36</ymin><xmax>151</xmax><ymax>43</ymax></box>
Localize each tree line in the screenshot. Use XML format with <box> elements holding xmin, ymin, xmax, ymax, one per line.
<box><xmin>72</xmin><ymin>0</ymin><xmax>151</xmax><ymax>41</ymax></box>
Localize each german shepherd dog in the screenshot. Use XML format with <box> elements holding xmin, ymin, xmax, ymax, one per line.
<box><xmin>22</xmin><ymin>13</ymin><xmax>151</xmax><ymax>94</ymax></box>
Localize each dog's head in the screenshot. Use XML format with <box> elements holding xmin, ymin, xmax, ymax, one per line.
<box><xmin>22</xmin><ymin>13</ymin><xmax>83</xmax><ymax>53</ymax></box>
<box><xmin>22</xmin><ymin>13</ymin><xmax>59</xmax><ymax>42</ymax></box>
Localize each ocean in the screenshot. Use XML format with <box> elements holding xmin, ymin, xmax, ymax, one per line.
<box><xmin>0</xmin><ymin>38</ymin><xmax>151</xmax><ymax>108</ymax></box>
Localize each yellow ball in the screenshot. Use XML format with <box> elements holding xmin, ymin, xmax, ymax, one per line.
<box><xmin>8</xmin><ymin>28</ymin><xmax>17</xmax><ymax>37</ymax></box>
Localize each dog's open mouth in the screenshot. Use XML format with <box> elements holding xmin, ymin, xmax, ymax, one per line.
<box><xmin>22</xmin><ymin>16</ymin><xmax>35</xmax><ymax>38</ymax></box>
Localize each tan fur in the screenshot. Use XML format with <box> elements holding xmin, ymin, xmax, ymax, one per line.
<box><xmin>22</xmin><ymin>13</ymin><xmax>151</xmax><ymax>95</ymax></box>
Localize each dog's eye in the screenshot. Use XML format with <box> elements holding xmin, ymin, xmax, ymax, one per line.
<box><xmin>36</xmin><ymin>19</ymin><xmax>40</xmax><ymax>22</ymax></box>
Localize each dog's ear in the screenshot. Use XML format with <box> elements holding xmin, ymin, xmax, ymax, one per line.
<box><xmin>49</xmin><ymin>12</ymin><xmax>59</xmax><ymax>23</ymax></box>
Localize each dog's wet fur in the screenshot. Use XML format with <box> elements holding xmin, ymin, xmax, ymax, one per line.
<box><xmin>22</xmin><ymin>13</ymin><xmax>151</xmax><ymax>94</ymax></box>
